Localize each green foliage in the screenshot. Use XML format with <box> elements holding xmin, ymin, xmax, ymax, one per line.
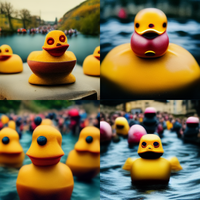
<box><xmin>33</xmin><ymin>100</ymin><xmax>74</xmax><ymax>110</ymax></box>
<box><xmin>0</xmin><ymin>100</ymin><xmax>21</xmax><ymax>113</ymax></box>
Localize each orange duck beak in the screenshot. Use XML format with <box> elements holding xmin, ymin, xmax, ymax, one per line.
<box><xmin>0</xmin><ymin>44</ymin><xmax>13</xmax><ymax>61</ymax></box>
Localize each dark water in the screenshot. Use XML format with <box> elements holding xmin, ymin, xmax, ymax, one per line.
<box><xmin>100</xmin><ymin>18</ymin><xmax>200</xmax><ymax>64</ymax></box>
<box><xmin>0</xmin><ymin>132</ymin><xmax>99</xmax><ymax>200</ymax></box>
<box><xmin>100</xmin><ymin>130</ymin><xmax>200</xmax><ymax>200</ymax></box>
<box><xmin>0</xmin><ymin>33</ymin><xmax>99</xmax><ymax>65</ymax></box>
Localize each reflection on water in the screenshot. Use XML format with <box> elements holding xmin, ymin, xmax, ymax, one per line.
<box><xmin>100</xmin><ymin>18</ymin><xmax>200</xmax><ymax>64</ymax></box>
<box><xmin>0</xmin><ymin>132</ymin><xmax>99</xmax><ymax>200</ymax></box>
<box><xmin>0</xmin><ymin>33</ymin><xmax>99</xmax><ymax>65</ymax></box>
<box><xmin>100</xmin><ymin>130</ymin><xmax>200</xmax><ymax>200</ymax></box>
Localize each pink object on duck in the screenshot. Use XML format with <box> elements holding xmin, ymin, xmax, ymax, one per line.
<box><xmin>144</xmin><ymin>107</ymin><xmax>156</xmax><ymax>114</ymax></box>
<box><xmin>128</xmin><ymin>124</ymin><xmax>147</xmax><ymax>144</ymax></box>
<box><xmin>186</xmin><ymin>117</ymin><xmax>199</xmax><ymax>124</ymax></box>
<box><xmin>100</xmin><ymin>121</ymin><xmax>112</xmax><ymax>142</ymax></box>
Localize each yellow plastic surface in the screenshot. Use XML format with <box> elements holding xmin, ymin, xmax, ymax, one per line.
<box><xmin>8</xmin><ymin>120</ymin><xmax>16</xmax><ymax>130</ymax></box>
<box><xmin>0</xmin><ymin>44</ymin><xmax>23</xmax><ymax>73</ymax></box>
<box><xmin>83</xmin><ymin>46</ymin><xmax>100</xmax><ymax>76</ymax></box>
<box><xmin>16</xmin><ymin>162</ymin><xmax>74</xmax><ymax>200</ymax></box>
<box><xmin>168</xmin><ymin>156</ymin><xmax>183</xmax><ymax>171</ymax></box>
<box><xmin>1</xmin><ymin>115</ymin><xmax>9</xmax><ymax>124</ymax></box>
<box><xmin>66</xmin><ymin>126</ymin><xmax>100</xmax><ymax>179</ymax></box>
<box><xmin>0</xmin><ymin>127</ymin><xmax>24</xmax><ymax>168</ymax></box>
<box><xmin>138</xmin><ymin>134</ymin><xmax>164</xmax><ymax>154</ymax></box>
<box><xmin>114</xmin><ymin>117</ymin><xmax>129</xmax><ymax>136</ymax></box>
<box><xmin>75</xmin><ymin>126</ymin><xmax>100</xmax><ymax>153</ymax></box>
<box><xmin>41</xmin><ymin>119</ymin><xmax>53</xmax><ymax>126</ymax></box>
<box><xmin>101</xmin><ymin>43</ymin><xmax>200</xmax><ymax>94</ymax></box>
<box><xmin>134</xmin><ymin>8</ymin><xmax>167</xmax><ymax>35</ymax></box>
<box><xmin>16</xmin><ymin>125</ymin><xmax>74</xmax><ymax>200</ymax></box>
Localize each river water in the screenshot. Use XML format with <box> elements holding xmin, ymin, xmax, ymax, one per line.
<box><xmin>100</xmin><ymin>130</ymin><xmax>200</xmax><ymax>200</ymax></box>
<box><xmin>0</xmin><ymin>33</ymin><xmax>99</xmax><ymax>65</ymax></box>
<box><xmin>0</xmin><ymin>132</ymin><xmax>99</xmax><ymax>200</ymax></box>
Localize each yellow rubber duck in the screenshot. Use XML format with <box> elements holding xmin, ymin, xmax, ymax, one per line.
<box><xmin>16</xmin><ymin>125</ymin><xmax>74</xmax><ymax>200</ymax></box>
<box><xmin>27</xmin><ymin>30</ymin><xmax>76</xmax><ymax>85</ymax></box>
<box><xmin>1</xmin><ymin>115</ymin><xmax>9</xmax><ymax>125</ymax></box>
<box><xmin>0</xmin><ymin>127</ymin><xmax>24</xmax><ymax>168</ymax></box>
<box><xmin>83</xmin><ymin>46</ymin><xmax>100</xmax><ymax>76</ymax></box>
<box><xmin>114</xmin><ymin>117</ymin><xmax>129</xmax><ymax>136</ymax></box>
<box><xmin>66</xmin><ymin>126</ymin><xmax>100</xmax><ymax>180</ymax></box>
<box><xmin>41</xmin><ymin>118</ymin><xmax>53</xmax><ymax>126</ymax></box>
<box><xmin>101</xmin><ymin>8</ymin><xmax>200</xmax><ymax>96</ymax></box>
<box><xmin>123</xmin><ymin>134</ymin><xmax>182</xmax><ymax>185</ymax></box>
<box><xmin>0</xmin><ymin>44</ymin><xmax>23</xmax><ymax>73</ymax></box>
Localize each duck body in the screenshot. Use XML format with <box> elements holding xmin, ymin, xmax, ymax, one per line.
<box><xmin>27</xmin><ymin>30</ymin><xmax>76</xmax><ymax>85</ymax></box>
<box><xmin>130</xmin><ymin>157</ymin><xmax>170</xmax><ymax>184</ymax></box>
<box><xmin>16</xmin><ymin>125</ymin><xmax>74</xmax><ymax>199</ymax></box>
<box><xmin>101</xmin><ymin>43</ymin><xmax>200</xmax><ymax>95</ymax></box>
<box><xmin>16</xmin><ymin>162</ymin><xmax>73</xmax><ymax>200</ymax></box>
<box><xmin>83</xmin><ymin>46</ymin><xmax>100</xmax><ymax>76</ymax></box>
<box><xmin>66</xmin><ymin>126</ymin><xmax>100</xmax><ymax>180</ymax></box>
<box><xmin>0</xmin><ymin>127</ymin><xmax>24</xmax><ymax>168</ymax></box>
<box><xmin>0</xmin><ymin>44</ymin><xmax>23</xmax><ymax>73</ymax></box>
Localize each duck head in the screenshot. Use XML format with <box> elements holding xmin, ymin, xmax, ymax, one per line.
<box><xmin>93</xmin><ymin>46</ymin><xmax>100</xmax><ymax>61</ymax></box>
<box><xmin>75</xmin><ymin>126</ymin><xmax>100</xmax><ymax>153</ymax></box>
<box><xmin>42</xmin><ymin>30</ymin><xmax>69</xmax><ymax>57</ymax></box>
<box><xmin>144</xmin><ymin>107</ymin><xmax>156</xmax><ymax>118</ymax></box>
<box><xmin>26</xmin><ymin>125</ymin><xmax>64</xmax><ymax>166</ymax></box>
<box><xmin>130</xmin><ymin>8</ymin><xmax>169</xmax><ymax>58</ymax></box>
<box><xmin>1</xmin><ymin>115</ymin><xmax>9</xmax><ymax>125</ymax></box>
<box><xmin>115</xmin><ymin>117</ymin><xmax>129</xmax><ymax>135</ymax></box>
<box><xmin>0</xmin><ymin>127</ymin><xmax>23</xmax><ymax>155</ymax></box>
<box><xmin>138</xmin><ymin>134</ymin><xmax>164</xmax><ymax>159</ymax></box>
<box><xmin>186</xmin><ymin>116</ymin><xmax>199</xmax><ymax>128</ymax></box>
<box><xmin>0</xmin><ymin>45</ymin><xmax>13</xmax><ymax>61</ymax></box>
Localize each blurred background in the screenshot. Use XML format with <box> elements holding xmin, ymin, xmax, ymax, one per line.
<box><xmin>0</xmin><ymin>100</ymin><xmax>100</xmax><ymax>200</ymax></box>
<box><xmin>100</xmin><ymin>99</ymin><xmax>200</xmax><ymax>200</ymax></box>
<box><xmin>0</xmin><ymin>0</ymin><xmax>100</xmax><ymax>65</ymax></box>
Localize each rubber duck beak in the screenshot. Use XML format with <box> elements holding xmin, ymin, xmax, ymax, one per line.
<box><xmin>0</xmin><ymin>55</ymin><xmax>11</xmax><ymax>61</ymax></box>
<box><xmin>141</xmin><ymin>29</ymin><xmax>161</xmax><ymax>39</ymax></box>
<box><xmin>145</xmin><ymin>50</ymin><xmax>156</xmax><ymax>56</ymax></box>
<box><xmin>42</xmin><ymin>44</ymin><xmax>69</xmax><ymax>57</ymax></box>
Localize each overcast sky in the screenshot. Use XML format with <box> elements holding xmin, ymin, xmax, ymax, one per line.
<box><xmin>6</xmin><ymin>0</ymin><xmax>86</xmax><ymax>21</ymax></box>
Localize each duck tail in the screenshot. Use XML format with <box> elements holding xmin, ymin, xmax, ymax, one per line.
<box><xmin>168</xmin><ymin>157</ymin><xmax>183</xmax><ymax>172</ymax></box>
<box><xmin>122</xmin><ymin>157</ymin><xmax>136</xmax><ymax>171</ymax></box>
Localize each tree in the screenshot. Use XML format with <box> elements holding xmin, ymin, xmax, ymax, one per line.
<box><xmin>19</xmin><ymin>9</ymin><xmax>31</xmax><ymax>29</ymax></box>
<box><xmin>1</xmin><ymin>2</ymin><xmax>15</xmax><ymax>30</ymax></box>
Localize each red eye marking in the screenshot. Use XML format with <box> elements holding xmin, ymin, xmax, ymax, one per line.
<box><xmin>153</xmin><ymin>142</ymin><xmax>159</xmax><ymax>148</ymax></box>
<box><xmin>142</xmin><ymin>142</ymin><xmax>147</xmax><ymax>148</ymax></box>
<box><xmin>47</xmin><ymin>37</ymin><xmax>54</xmax><ymax>45</ymax></box>
<box><xmin>5</xmin><ymin>49</ymin><xmax>9</xmax><ymax>52</ymax></box>
<box><xmin>59</xmin><ymin>35</ymin><xmax>66</xmax><ymax>42</ymax></box>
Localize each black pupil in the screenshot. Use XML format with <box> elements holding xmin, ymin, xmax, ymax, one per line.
<box><xmin>2</xmin><ymin>137</ymin><xmax>9</xmax><ymax>144</ymax></box>
<box><xmin>135</xmin><ymin>23</ymin><xmax>139</xmax><ymax>28</ymax></box>
<box><xmin>37</xmin><ymin>136</ymin><xmax>47</xmax><ymax>146</ymax></box>
<box><xmin>142</xmin><ymin>142</ymin><xmax>146</xmax><ymax>147</ymax></box>
<box><xmin>154</xmin><ymin>142</ymin><xmax>159</xmax><ymax>146</ymax></box>
<box><xmin>86</xmin><ymin>136</ymin><xmax>93</xmax><ymax>143</ymax></box>
<box><xmin>5</xmin><ymin>49</ymin><xmax>9</xmax><ymax>52</ymax></box>
<box><xmin>0</xmin><ymin>49</ymin><xmax>1</xmax><ymax>53</ymax></box>
<box><xmin>163</xmin><ymin>22</ymin><xmax>166</xmax><ymax>28</ymax></box>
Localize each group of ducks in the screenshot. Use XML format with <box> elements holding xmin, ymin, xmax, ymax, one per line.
<box><xmin>0</xmin><ymin>122</ymin><xmax>100</xmax><ymax>200</ymax></box>
<box><xmin>0</xmin><ymin>30</ymin><xmax>100</xmax><ymax>85</ymax></box>
<box><xmin>99</xmin><ymin>106</ymin><xmax>200</xmax><ymax>185</ymax></box>
<box><xmin>101</xmin><ymin>8</ymin><xmax>200</xmax><ymax>97</ymax></box>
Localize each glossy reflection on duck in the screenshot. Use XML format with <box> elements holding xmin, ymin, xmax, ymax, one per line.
<box><xmin>0</xmin><ymin>44</ymin><xmax>23</xmax><ymax>73</ymax></box>
<box><xmin>66</xmin><ymin>126</ymin><xmax>100</xmax><ymax>180</ymax></box>
<box><xmin>0</xmin><ymin>127</ymin><xmax>25</xmax><ymax>168</ymax></box>
<box><xmin>83</xmin><ymin>46</ymin><xmax>100</xmax><ymax>76</ymax></box>
<box><xmin>114</xmin><ymin>117</ymin><xmax>129</xmax><ymax>136</ymax></box>
<box><xmin>27</xmin><ymin>30</ymin><xmax>76</xmax><ymax>85</ymax></box>
<box><xmin>16</xmin><ymin>125</ymin><xmax>74</xmax><ymax>200</ymax></box>
<box><xmin>123</xmin><ymin>134</ymin><xmax>182</xmax><ymax>185</ymax></box>
<box><xmin>101</xmin><ymin>8</ymin><xmax>200</xmax><ymax>96</ymax></box>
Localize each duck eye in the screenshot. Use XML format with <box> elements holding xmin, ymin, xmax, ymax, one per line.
<box><xmin>47</xmin><ymin>38</ymin><xmax>54</xmax><ymax>45</ymax></box>
<box><xmin>37</xmin><ymin>136</ymin><xmax>47</xmax><ymax>146</ymax></box>
<box><xmin>135</xmin><ymin>23</ymin><xmax>139</xmax><ymax>28</ymax></box>
<box><xmin>2</xmin><ymin>137</ymin><xmax>9</xmax><ymax>144</ymax></box>
<box><xmin>5</xmin><ymin>49</ymin><xmax>9</xmax><ymax>52</ymax></box>
<box><xmin>86</xmin><ymin>136</ymin><xmax>93</xmax><ymax>143</ymax></box>
<box><xmin>98</xmin><ymin>50</ymin><xmax>100</xmax><ymax>54</ymax></box>
<box><xmin>59</xmin><ymin>35</ymin><xmax>66</xmax><ymax>42</ymax></box>
<box><xmin>163</xmin><ymin>22</ymin><xmax>167</xmax><ymax>28</ymax></box>
<box><xmin>0</xmin><ymin>49</ymin><xmax>2</xmax><ymax>53</ymax></box>
<box><xmin>141</xmin><ymin>141</ymin><xmax>146</xmax><ymax>148</ymax></box>
<box><xmin>153</xmin><ymin>142</ymin><xmax>159</xmax><ymax>148</ymax></box>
